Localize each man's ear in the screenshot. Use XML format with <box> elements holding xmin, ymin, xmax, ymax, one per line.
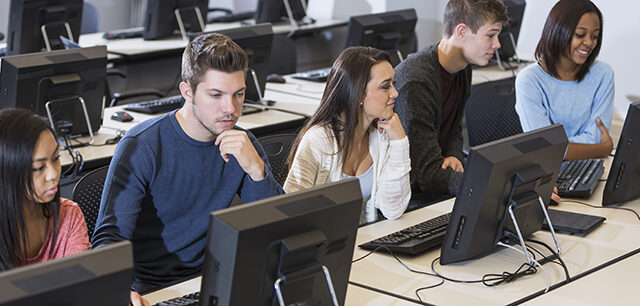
<box><xmin>179</xmin><ymin>81</ymin><xmax>193</xmax><ymax>102</ymax></box>
<box><xmin>455</xmin><ymin>23</ymin><xmax>468</xmax><ymax>40</ymax></box>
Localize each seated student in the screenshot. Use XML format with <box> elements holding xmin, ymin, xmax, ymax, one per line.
<box><xmin>91</xmin><ymin>33</ymin><xmax>284</xmax><ymax>300</ymax></box>
<box><xmin>394</xmin><ymin>0</ymin><xmax>508</xmax><ymax>199</ymax></box>
<box><xmin>284</xmin><ymin>47</ymin><xmax>411</xmax><ymax>224</ymax></box>
<box><xmin>515</xmin><ymin>0</ymin><xmax>613</xmax><ymax>160</ymax></box>
<box><xmin>0</xmin><ymin>108</ymin><xmax>90</xmax><ymax>271</ymax></box>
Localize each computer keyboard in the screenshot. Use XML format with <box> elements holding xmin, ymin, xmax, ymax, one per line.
<box><xmin>359</xmin><ymin>212</ymin><xmax>451</xmax><ymax>255</ymax></box>
<box><xmin>124</xmin><ymin>95</ymin><xmax>264</xmax><ymax>116</ymax></box>
<box><xmin>556</xmin><ymin>159</ymin><xmax>604</xmax><ymax>198</ymax></box>
<box><xmin>291</xmin><ymin>67</ymin><xmax>331</xmax><ymax>82</ymax></box>
<box><xmin>155</xmin><ymin>291</ymin><xmax>199</xmax><ymax>306</ymax></box>
<box><xmin>103</xmin><ymin>27</ymin><xmax>144</xmax><ymax>40</ymax></box>
<box><xmin>124</xmin><ymin>95</ymin><xmax>185</xmax><ymax>114</ymax></box>
<box><xmin>208</xmin><ymin>11</ymin><xmax>255</xmax><ymax>23</ymax></box>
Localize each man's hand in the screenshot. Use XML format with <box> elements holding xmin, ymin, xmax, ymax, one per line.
<box><xmin>441</xmin><ymin>156</ymin><xmax>464</xmax><ymax>172</ymax></box>
<box><xmin>215</xmin><ymin>129</ymin><xmax>265</xmax><ymax>181</ymax></box>
<box><xmin>130</xmin><ymin>290</ymin><xmax>150</xmax><ymax>306</ymax></box>
<box><xmin>376</xmin><ymin>113</ymin><xmax>406</xmax><ymax>140</ymax></box>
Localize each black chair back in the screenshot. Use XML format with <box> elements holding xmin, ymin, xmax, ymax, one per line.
<box><xmin>258</xmin><ymin>133</ymin><xmax>298</xmax><ymax>185</ymax></box>
<box><xmin>72</xmin><ymin>166</ymin><xmax>109</xmax><ymax>237</ymax></box>
<box><xmin>465</xmin><ymin>76</ymin><xmax>523</xmax><ymax>147</ymax></box>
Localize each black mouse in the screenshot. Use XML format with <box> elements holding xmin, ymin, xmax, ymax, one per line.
<box><xmin>111</xmin><ymin>111</ymin><xmax>134</xmax><ymax>122</ymax></box>
<box><xmin>266</xmin><ymin>73</ymin><xmax>286</xmax><ymax>84</ymax></box>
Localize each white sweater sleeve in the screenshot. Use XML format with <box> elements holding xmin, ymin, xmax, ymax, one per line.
<box><xmin>372</xmin><ymin>135</ymin><xmax>411</xmax><ymax>220</ymax></box>
<box><xmin>283</xmin><ymin>127</ymin><xmax>331</xmax><ymax>193</ymax></box>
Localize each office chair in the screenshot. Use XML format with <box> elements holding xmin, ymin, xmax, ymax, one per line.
<box><xmin>258</xmin><ymin>133</ymin><xmax>298</xmax><ymax>185</ymax></box>
<box><xmin>72</xmin><ymin>166</ymin><xmax>109</xmax><ymax>237</ymax></box>
<box><xmin>464</xmin><ymin>76</ymin><xmax>523</xmax><ymax>147</ymax></box>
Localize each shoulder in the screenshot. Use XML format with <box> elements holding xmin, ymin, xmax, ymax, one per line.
<box><xmin>394</xmin><ymin>44</ymin><xmax>439</xmax><ymax>88</ymax></box>
<box><xmin>58</xmin><ymin>198</ymin><xmax>85</xmax><ymax>220</ymax></box>
<box><xmin>126</xmin><ymin>112</ymin><xmax>171</xmax><ymax>138</ymax></box>
<box><xmin>588</xmin><ymin>61</ymin><xmax>614</xmax><ymax>79</ymax></box>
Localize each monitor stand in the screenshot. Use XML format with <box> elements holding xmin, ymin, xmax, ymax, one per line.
<box><xmin>41</xmin><ymin>22</ymin><xmax>74</xmax><ymax>51</ymax></box>
<box><xmin>175</xmin><ymin>6</ymin><xmax>206</xmax><ymax>41</ymax></box>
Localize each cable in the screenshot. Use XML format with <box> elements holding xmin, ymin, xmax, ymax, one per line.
<box><xmin>526</xmin><ymin>239</ymin><xmax>571</xmax><ymax>283</ymax></box>
<box><xmin>563</xmin><ymin>199</ymin><xmax>640</xmax><ymax>222</ymax></box>
<box><xmin>497</xmin><ymin>242</ymin><xmax>551</xmax><ymax>293</ymax></box>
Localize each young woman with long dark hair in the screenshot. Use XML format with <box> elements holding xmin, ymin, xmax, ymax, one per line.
<box><xmin>0</xmin><ymin>108</ymin><xmax>90</xmax><ymax>271</ymax></box>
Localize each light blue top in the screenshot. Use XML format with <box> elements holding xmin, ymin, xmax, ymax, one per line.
<box><xmin>515</xmin><ymin>61</ymin><xmax>614</xmax><ymax>144</ymax></box>
<box><xmin>343</xmin><ymin>164</ymin><xmax>374</xmax><ymax>201</ymax></box>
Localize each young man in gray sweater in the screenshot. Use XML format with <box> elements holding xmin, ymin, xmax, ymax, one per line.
<box><xmin>394</xmin><ymin>0</ymin><xmax>508</xmax><ymax>199</ymax></box>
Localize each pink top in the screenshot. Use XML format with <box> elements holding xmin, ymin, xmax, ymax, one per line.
<box><xmin>25</xmin><ymin>198</ymin><xmax>91</xmax><ymax>264</ymax></box>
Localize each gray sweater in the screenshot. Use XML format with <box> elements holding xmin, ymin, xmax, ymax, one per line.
<box><xmin>394</xmin><ymin>43</ymin><xmax>470</xmax><ymax>195</ymax></box>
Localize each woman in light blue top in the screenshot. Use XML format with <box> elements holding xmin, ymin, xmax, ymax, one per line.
<box><xmin>515</xmin><ymin>0</ymin><xmax>613</xmax><ymax>160</ymax></box>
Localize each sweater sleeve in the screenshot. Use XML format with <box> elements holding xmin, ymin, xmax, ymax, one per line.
<box><xmin>515</xmin><ymin>68</ymin><xmax>555</xmax><ymax>133</ymax></box>
<box><xmin>395</xmin><ymin>81</ymin><xmax>457</xmax><ymax>194</ymax></box>
<box><xmin>372</xmin><ymin>135</ymin><xmax>411</xmax><ymax>220</ymax></box>
<box><xmin>283</xmin><ymin>128</ymin><xmax>326</xmax><ymax>193</ymax></box>
<box><xmin>91</xmin><ymin>136</ymin><xmax>153</xmax><ymax>249</ymax></box>
<box><xmin>568</xmin><ymin>65</ymin><xmax>615</xmax><ymax>144</ymax></box>
<box><xmin>238</xmin><ymin>132</ymin><xmax>285</xmax><ymax>202</ymax></box>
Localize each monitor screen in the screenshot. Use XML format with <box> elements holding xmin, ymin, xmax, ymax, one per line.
<box><xmin>603</xmin><ymin>101</ymin><xmax>640</xmax><ymax>206</ymax></box>
<box><xmin>441</xmin><ymin>124</ymin><xmax>567</xmax><ymax>265</ymax></box>
<box><xmin>0</xmin><ymin>46</ymin><xmax>107</xmax><ymax>138</ymax></box>
<box><xmin>6</xmin><ymin>0</ymin><xmax>83</xmax><ymax>56</ymax></box>
<box><xmin>142</xmin><ymin>0</ymin><xmax>208</xmax><ymax>40</ymax></box>
<box><xmin>193</xmin><ymin>24</ymin><xmax>274</xmax><ymax>105</ymax></box>
<box><xmin>344</xmin><ymin>9</ymin><xmax>418</xmax><ymax>66</ymax></box>
<box><xmin>496</xmin><ymin>0</ymin><xmax>526</xmax><ymax>62</ymax></box>
<box><xmin>254</xmin><ymin>0</ymin><xmax>308</xmax><ymax>24</ymax></box>
<box><xmin>199</xmin><ymin>179</ymin><xmax>362</xmax><ymax>306</ymax></box>
<box><xmin>0</xmin><ymin>241</ymin><xmax>133</xmax><ymax>306</ymax></box>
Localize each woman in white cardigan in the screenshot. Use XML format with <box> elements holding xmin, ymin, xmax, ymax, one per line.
<box><xmin>284</xmin><ymin>47</ymin><xmax>411</xmax><ymax>224</ymax></box>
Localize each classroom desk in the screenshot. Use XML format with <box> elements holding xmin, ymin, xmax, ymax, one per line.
<box><xmin>348</xmin><ymin>155</ymin><xmax>640</xmax><ymax>305</ymax></box>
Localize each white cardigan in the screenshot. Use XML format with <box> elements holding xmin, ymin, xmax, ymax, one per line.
<box><xmin>284</xmin><ymin>125</ymin><xmax>411</xmax><ymax>222</ymax></box>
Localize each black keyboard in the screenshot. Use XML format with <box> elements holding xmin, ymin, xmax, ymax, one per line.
<box><xmin>208</xmin><ymin>11</ymin><xmax>255</xmax><ymax>23</ymax></box>
<box><xmin>359</xmin><ymin>213</ymin><xmax>451</xmax><ymax>255</ymax></box>
<box><xmin>124</xmin><ymin>95</ymin><xmax>185</xmax><ymax>114</ymax></box>
<box><xmin>103</xmin><ymin>27</ymin><xmax>144</xmax><ymax>40</ymax></box>
<box><xmin>155</xmin><ymin>292</ymin><xmax>199</xmax><ymax>306</ymax></box>
<box><xmin>556</xmin><ymin>159</ymin><xmax>604</xmax><ymax>198</ymax></box>
<box><xmin>291</xmin><ymin>67</ymin><xmax>331</xmax><ymax>82</ymax></box>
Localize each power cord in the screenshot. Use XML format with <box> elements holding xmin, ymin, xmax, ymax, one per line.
<box><xmin>563</xmin><ymin>200</ymin><xmax>640</xmax><ymax>222</ymax></box>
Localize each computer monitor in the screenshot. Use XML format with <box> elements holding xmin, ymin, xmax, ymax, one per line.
<box><xmin>0</xmin><ymin>241</ymin><xmax>133</xmax><ymax>306</ymax></box>
<box><xmin>6</xmin><ymin>0</ymin><xmax>83</xmax><ymax>56</ymax></box>
<box><xmin>343</xmin><ymin>9</ymin><xmax>418</xmax><ymax>67</ymax></box>
<box><xmin>142</xmin><ymin>0</ymin><xmax>208</xmax><ymax>40</ymax></box>
<box><xmin>193</xmin><ymin>24</ymin><xmax>274</xmax><ymax>105</ymax></box>
<box><xmin>495</xmin><ymin>0</ymin><xmax>526</xmax><ymax>62</ymax></box>
<box><xmin>441</xmin><ymin>124</ymin><xmax>568</xmax><ymax>265</ymax></box>
<box><xmin>0</xmin><ymin>46</ymin><xmax>107</xmax><ymax>138</ymax></box>
<box><xmin>254</xmin><ymin>0</ymin><xmax>308</xmax><ymax>24</ymax></box>
<box><xmin>603</xmin><ymin>101</ymin><xmax>640</xmax><ymax>206</ymax></box>
<box><xmin>199</xmin><ymin>178</ymin><xmax>362</xmax><ymax>306</ymax></box>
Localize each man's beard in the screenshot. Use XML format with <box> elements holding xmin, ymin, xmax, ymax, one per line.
<box><xmin>192</xmin><ymin>96</ymin><xmax>238</xmax><ymax>138</ymax></box>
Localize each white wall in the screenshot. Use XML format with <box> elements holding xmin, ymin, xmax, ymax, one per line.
<box><xmin>517</xmin><ymin>0</ymin><xmax>640</xmax><ymax>118</ymax></box>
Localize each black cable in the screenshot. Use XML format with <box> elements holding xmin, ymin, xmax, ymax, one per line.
<box><xmin>526</xmin><ymin>239</ymin><xmax>571</xmax><ymax>283</ymax></box>
<box><xmin>415</xmin><ymin>279</ymin><xmax>445</xmax><ymax>303</ymax></box>
<box><xmin>563</xmin><ymin>199</ymin><xmax>640</xmax><ymax>222</ymax></box>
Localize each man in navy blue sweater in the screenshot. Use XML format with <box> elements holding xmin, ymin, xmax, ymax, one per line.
<box><xmin>91</xmin><ymin>33</ymin><xmax>284</xmax><ymax>302</ymax></box>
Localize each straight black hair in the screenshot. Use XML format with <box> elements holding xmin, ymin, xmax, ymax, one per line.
<box><xmin>0</xmin><ymin>108</ymin><xmax>61</xmax><ymax>270</ymax></box>
<box><xmin>535</xmin><ymin>0</ymin><xmax>603</xmax><ymax>82</ymax></box>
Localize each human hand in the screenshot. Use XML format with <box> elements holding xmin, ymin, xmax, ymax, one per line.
<box><xmin>596</xmin><ymin>118</ymin><xmax>613</xmax><ymax>154</ymax></box>
<box><xmin>551</xmin><ymin>186</ymin><xmax>562</xmax><ymax>204</ymax></box>
<box><xmin>376</xmin><ymin>113</ymin><xmax>406</xmax><ymax>141</ymax></box>
<box><xmin>441</xmin><ymin>156</ymin><xmax>464</xmax><ymax>172</ymax></box>
<box><xmin>130</xmin><ymin>290</ymin><xmax>150</xmax><ymax>306</ymax></box>
<box><xmin>215</xmin><ymin>129</ymin><xmax>265</xmax><ymax>181</ymax></box>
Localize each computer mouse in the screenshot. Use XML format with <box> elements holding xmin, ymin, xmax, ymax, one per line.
<box><xmin>266</xmin><ymin>73</ymin><xmax>286</xmax><ymax>84</ymax></box>
<box><xmin>111</xmin><ymin>111</ymin><xmax>134</xmax><ymax>122</ymax></box>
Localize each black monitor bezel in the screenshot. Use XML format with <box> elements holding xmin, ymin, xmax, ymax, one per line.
<box><xmin>142</xmin><ymin>0</ymin><xmax>209</xmax><ymax>40</ymax></box>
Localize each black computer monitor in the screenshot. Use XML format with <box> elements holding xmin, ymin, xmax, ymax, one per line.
<box><xmin>142</xmin><ymin>0</ymin><xmax>208</xmax><ymax>40</ymax></box>
<box><xmin>254</xmin><ymin>0</ymin><xmax>308</xmax><ymax>24</ymax></box>
<box><xmin>0</xmin><ymin>46</ymin><xmax>107</xmax><ymax>138</ymax></box>
<box><xmin>0</xmin><ymin>241</ymin><xmax>133</xmax><ymax>306</ymax></box>
<box><xmin>199</xmin><ymin>179</ymin><xmax>362</xmax><ymax>305</ymax></box>
<box><xmin>193</xmin><ymin>24</ymin><xmax>274</xmax><ymax>105</ymax></box>
<box><xmin>343</xmin><ymin>9</ymin><xmax>417</xmax><ymax>66</ymax></box>
<box><xmin>603</xmin><ymin>101</ymin><xmax>640</xmax><ymax>206</ymax></box>
<box><xmin>440</xmin><ymin>124</ymin><xmax>568</xmax><ymax>265</ymax></box>
<box><xmin>496</xmin><ymin>0</ymin><xmax>526</xmax><ymax>62</ymax></box>
<box><xmin>6</xmin><ymin>0</ymin><xmax>83</xmax><ymax>56</ymax></box>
